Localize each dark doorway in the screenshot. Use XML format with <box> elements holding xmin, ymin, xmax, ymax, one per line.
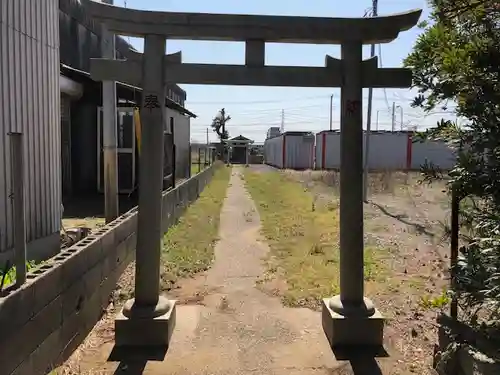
<box><xmin>230</xmin><ymin>146</ymin><xmax>247</xmax><ymax>164</ymax></box>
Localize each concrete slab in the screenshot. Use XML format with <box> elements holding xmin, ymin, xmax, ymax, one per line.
<box><xmin>321</xmin><ymin>298</ymin><xmax>385</xmax><ymax>347</ymax></box>
<box><xmin>114</xmin><ymin>301</ymin><xmax>176</xmax><ymax>347</ymax></box>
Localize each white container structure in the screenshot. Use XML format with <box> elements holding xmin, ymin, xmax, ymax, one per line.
<box><xmin>264</xmin><ymin>132</ymin><xmax>315</xmax><ymax>169</ymax></box>
<box><xmin>315</xmin><ymin>131</ymin><xmax>340</xmax><ymax>170</ymax></box>
<box><xmin>316</xmin><ymin>130</ymin><xmax>455</xmax><ymax>170</ymax></box>
<box><xmin>411</xmin><ymin>139</ymin><xmax>455</xmax><ymax>170</ymax></box>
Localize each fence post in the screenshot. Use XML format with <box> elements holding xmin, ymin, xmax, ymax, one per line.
<box><xmin>172</xmin><ymin>144</ymin><xmax>176</xmax><ymax>189</ymax></box>
<box><xmin>198</xmin><ymin>147</ymin><xmax>201</xmax><ymax>173</ymax></box>
<box><xmin>9</xmin><ymin>133</ymin><xmax>27</xmax><ymax>287</ymax></box>
<box><xmin>188</xmin><ymin>145</ymin><xmax>192</xmax><ymax>178</ymax></box>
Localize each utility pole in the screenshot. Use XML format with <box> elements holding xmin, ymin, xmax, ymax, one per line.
<box><xmin>206</xmin><ymin>128</ymin><xmax>209</xmax><ymax>165</ymax></box>
<box><xmin>362</xmin><ymin>0</ymin><xmax>378</xmax><ymax>202</ymax></box>
<box><xmin>329</xmin><ymin>94</ymin><xmax>333</xmax><ymax>130</ymax></box>
<box><xmin>281</xmin><ymin>109</ymin><xmax>285</xmax><ymax>133</ymax></box>
<box><xmin>101</xmin><ymin>0</ymin><xmax>119</xmax><ymax>222</ymax></box>
<box><xmin>391</xmin><ymin>101</ymin><xmax>396</xmax><ymax>131</ymax></box>
<box><xmin>398</xmin><ymin>105</ymin><xmax>404</xmax><ymax>130</ymax></box>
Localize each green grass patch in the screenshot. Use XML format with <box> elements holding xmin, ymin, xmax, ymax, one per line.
<box><xmin>160</xmin><ymin>166</ymin><xmax>231</xmax><ymax>290</ymax></box>
<box><xmin>244</xmin><ymin>169</ymin><xmax>385</xmax><ymax>309</ymax></box>
<box><xmin>0</xmin><ymin>260</ymin><xmax>39</xmax><ymax>290</ymax></box>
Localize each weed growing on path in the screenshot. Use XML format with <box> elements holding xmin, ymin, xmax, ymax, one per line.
<box><xmin>160</xmin><ymin>166</ymin><xmax>231</xmax><ymax>291</ymax></box>
<box><xmin>244</xmin><ymin>169</ymin><xmax>385</xmax><ymax>309</ymax></box>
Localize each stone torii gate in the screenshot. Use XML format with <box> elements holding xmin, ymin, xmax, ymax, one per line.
<box><xmin>84</xmin><ymin>0</ymin><xmax>421</xmax><ymax>348</ymax></box>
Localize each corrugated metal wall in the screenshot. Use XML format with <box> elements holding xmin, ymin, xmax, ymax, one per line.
<box><xmin>284</xmin><ymin>134</ymin><xmax>315</xmax><ymax>170</ymax></box>
<box><xmin>59</xmin><ymin>0</ymin><xmax>187</xmax><ymax>106</ymax></box>
<box><xmin>264</xmin><ymin>135</ymin><xmax>284</xmax><ymax>168</ymax></box>
<box><xmin>315</xmin><ymin>131</ymin><xmax>455</xmax><ymax>170</ymax></box>
<box><xmin>0</xmin><ymin>0</ymin><xmax>61</xmax><ymax>255</ymax></box>
<box><xmin>315</xmin><ymin>131</ymin><xmax>340</xmax><ymax>170</ymax></box>
<box><xmin>367</xmin><ymin>132</ymin><xmax>409</xmax><ymax>169</ymax></box>
<box><xmin>412</xmin><ymin>140</ymin><xmax>455</xmax><ymax>170</ymax></box>
<box><xmin>264</xmin><ymin>133</ymin><xmax>315</xmax><ymax>170</ymax></box>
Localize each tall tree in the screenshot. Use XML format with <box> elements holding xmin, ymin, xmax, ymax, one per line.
<box><xmin>211</xmin><ymin>108</ymin><xmax>230</xmax><ymax>141</ymax></box>
<box><xmin>405</xmin><ymin>0</ymin><xmax>500</xmax><ymax>325</ymax></box>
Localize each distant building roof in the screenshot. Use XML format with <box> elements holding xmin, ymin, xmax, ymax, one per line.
<box><xmin>229</xmin><ymin>135</ymin><xmax>253</xmax><ymax>142</ymax></box>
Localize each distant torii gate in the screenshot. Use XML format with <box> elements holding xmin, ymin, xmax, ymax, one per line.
<box><xmin>85</xmin><ymin>0</ymin><xmax>421</xmax><ymax>349</ymax></box>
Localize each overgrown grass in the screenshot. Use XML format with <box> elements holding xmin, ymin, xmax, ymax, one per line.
<box><xmin>160</xmin><ymin>166</ymin><xmax>231</xmax><ymax>290</ymax></box>
<box><xmin>244</xmin><ymin>169</ymin><xmax>385</xmax><ymax>309</ymax></box>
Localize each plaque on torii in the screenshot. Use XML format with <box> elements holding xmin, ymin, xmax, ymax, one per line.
<box><xmin>84</xmin><ymin>0</ymin><xmax>421</xmax><ymax>349</ymax></box>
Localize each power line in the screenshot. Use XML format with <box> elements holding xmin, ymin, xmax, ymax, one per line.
<box><xmin>187</xmin><ymin>92</ymin><xmax>416</xmax><ymax>106</ymax></box>
<box><xmin>187</xmin><ymin>94</ymin><xmax>328</xmax><ymax>105</ymax></box>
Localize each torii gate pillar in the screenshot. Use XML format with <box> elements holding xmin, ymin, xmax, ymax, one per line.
<box><xmin>320</xmin><ymin>41</ymin><xmax>384</xmax><ymax>347</ymax></box>
<box><xmin>114</xmin><ymin>35</ymin><xmax>176</xmax><ymax>347</ymax></box>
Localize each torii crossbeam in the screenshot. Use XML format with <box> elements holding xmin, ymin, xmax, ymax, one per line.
<box><xmin>84</xmin><ymin>0</ymin><xmax>422</xmax><ymax>349</ymax></box>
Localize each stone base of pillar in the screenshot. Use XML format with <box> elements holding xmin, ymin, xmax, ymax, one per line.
<box><xmin>115</xmin><ymin>296</ymin><xmax>176</xmax><ymax>347</ymax></box>
<box><xmin>321</xmin><ymin>297</ymin><xmax>384</xmax><ymax>347</ymax></box>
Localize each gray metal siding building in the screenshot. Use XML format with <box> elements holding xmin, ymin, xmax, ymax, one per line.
<box><xmin>0</xmin><ymin>0</ymin><xmax>62</xmax><ymax>262</ymax></box>
<box><xmin>0</xmin><ymin>0</ymin><xmax>198</xmax><ymax>264</ymax></box>
<box><xmin>58</xmin><ymin>0</ymin><xmax>196</xmax><ymax>198</ymax></box>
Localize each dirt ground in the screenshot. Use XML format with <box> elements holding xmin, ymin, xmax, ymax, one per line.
<box><xmin>285</xmin><ymin>169</ymin><xmax>450</xmax><ymax>375</ymax></box>
<box><xmin>57</xmin><ymin>167</ymin><xmax>449</xmax><ymax>375</ymax></box>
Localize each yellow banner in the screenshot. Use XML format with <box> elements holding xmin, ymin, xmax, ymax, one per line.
<box><xmin>133</xmin><ymin>107</ymin><xmax>142</xmax><ymax>155</ymax></box>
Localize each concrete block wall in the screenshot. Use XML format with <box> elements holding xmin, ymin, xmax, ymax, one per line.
<box><xmin>0</xmin><ymin>165</ymin><xmax>217</xmax><ymax>375</ymax></box>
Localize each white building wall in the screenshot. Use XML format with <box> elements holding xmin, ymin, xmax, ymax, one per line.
<box><xmin>0</xmin><ymin>0</ymin><xmax>61</xmax><ymax>262</ymax></box>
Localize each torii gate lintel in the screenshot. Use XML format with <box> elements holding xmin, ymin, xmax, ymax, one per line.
<box><xmin>83</xmin><ymin>0</ymin><xmax>421</xmax><ymax>44</ymax></box>
<box><xmin>89</xmin><ymin>57</ymin><xmax>412</xmax><ymax>89</ymax></box>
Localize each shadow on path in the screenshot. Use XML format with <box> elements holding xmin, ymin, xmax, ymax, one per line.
<box><xmin>332</xmin><ymin>346</ymin><xmax>388</xmax><ymax>375</ymax></box>
<box><xmin>109</xmin><ymin>345</ymin><xmax>168</xmax><ymax>375</ymax></box>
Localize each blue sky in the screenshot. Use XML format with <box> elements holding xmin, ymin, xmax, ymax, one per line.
<box><xmin>112</xmin><ymin>0</ymin><xmax>454</xmax><ymax>143</ymax></box>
